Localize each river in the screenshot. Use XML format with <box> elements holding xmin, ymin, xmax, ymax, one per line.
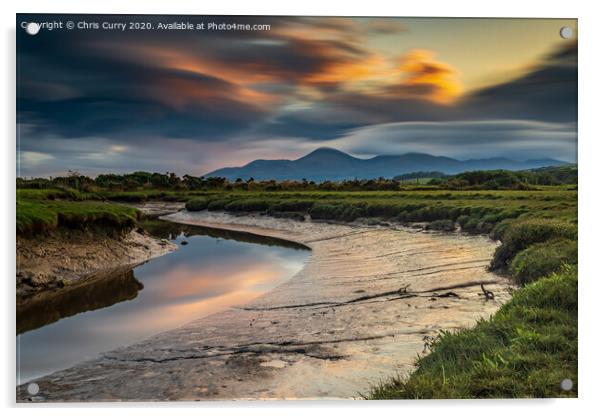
<box><xmin>16</xmin><ymin>220</ymin><xmax>310</xmax><ymax>383</ymax></box>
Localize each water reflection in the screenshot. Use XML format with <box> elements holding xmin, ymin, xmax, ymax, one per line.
<box><xmin>17</xmin><ymin>220</ymin><xmax>309</xmax><ymax>383</ymax></box>
<box><xmin>17</xmin><ymin>267</ymin><xmax>142</xmax><ymax>335</ymax></box>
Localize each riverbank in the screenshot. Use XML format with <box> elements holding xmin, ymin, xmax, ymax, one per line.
<box><xmin>17</xmin><ymin>211</ymin><xmax>513</xmax><ymax>401</ymax></box>
<box><xmin>16</xmin><ymin>190</ymin><xmax>179</xmax><ymax>297</ymax></box>
<box><xmin>17</xmin><ymin>228</ymin><xmax>177</xmax><ymax>296</ymax></box>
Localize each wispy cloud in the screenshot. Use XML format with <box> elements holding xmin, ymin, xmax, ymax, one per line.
<box><xmin>327</xmin><ymin>120</ymin><xmax>577</xmax><ymax>161</ymax></box>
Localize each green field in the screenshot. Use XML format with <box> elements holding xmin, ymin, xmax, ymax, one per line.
<box><xmin>16</xmin><ymin>169</ymin><xmax>578</xmax><ymax>398</ymax></box>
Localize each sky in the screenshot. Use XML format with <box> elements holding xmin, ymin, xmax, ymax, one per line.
<box><xmin>16</xmin><ymin>15</ymin><xmax>578</xmax><ymax>177</ymax></box>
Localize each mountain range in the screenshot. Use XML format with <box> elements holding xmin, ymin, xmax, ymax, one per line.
<box><xmin>204</xmin><ymin>147</ymin><xmax>568</xmax><ymax>181</ymax></box>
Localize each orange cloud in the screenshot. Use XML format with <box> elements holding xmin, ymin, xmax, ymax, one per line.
<box><xmin>301</xmin><ymin>54</ymin><xmax>388</xmax><ymax>85</ymax></box>
<box><xmin>92</xmin><ymin>25</ymin><xmax>461</xmax><ymax>111</ymax></box>
<box><xmin>395</xmin><ymin>49</ymin><xmax>463</xmax><ymax>104</ymax></box>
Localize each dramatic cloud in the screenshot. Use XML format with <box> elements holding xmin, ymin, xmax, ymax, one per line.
<box><xmin>17</xmin><ymin>15</ymin><xmax>383</xmax><ymax>141</ymax></box>
<box><xmin>459</xmin><ymin>41</ymin><xmax>577</xmax><ymax>123</ymax></box>
<box><xmin>393</xmin><ymin>49</ymin><xmax>462</xmax><ymax>103</ymax></box>
<box><xmin>16</xmin><ymin>14</ymin><xmax>577</xmax><ymax>176</ymax></box>
<box><xmin>253</xmin><ymin>41</ymin><xmax>577</xmax><ymax>142</ymax></box>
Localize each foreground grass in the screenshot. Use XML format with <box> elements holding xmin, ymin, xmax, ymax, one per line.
<box><xmin>367</xmin><ymin>266</ymin><xmax>577</xmax><ymax>399</ymax></box>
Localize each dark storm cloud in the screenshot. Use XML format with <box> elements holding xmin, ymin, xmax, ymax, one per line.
<box><xmin>459</xmin><ymin>41</ymin><xmax>577</xmax><ymax>123</ymax></box>
<box><xmin>19</xmin><ymin>64</ymin><xmax>267</xmax><ymax>139</ymax></box>
<box><xmin>17</xmin><ymin>14</ymin><xmax>374</xmax><ymax>142</ymax></box>
<box><xmin>194</xmin><ymin>36</ymin><xmax>368</xmax><ymax>84</ymax></box>
<box><xmin>17</xmin><ymin>16</ymin><xmax>274</xmax><ymax>140</ymax></box>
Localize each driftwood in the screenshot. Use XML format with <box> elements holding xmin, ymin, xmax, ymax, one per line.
<box><xmin>480</xmin><ymin>283</ymin><xmax>495</xmax><ymax>300</ymax></box>
<box><xmin>422</xmin><ymin>335</ymin><xmax>437</xmax><ymax>353</ymax></box>
<box><xmin>398</xmin><ymin>284</ymin><xmax>411</xmax><ymax>294</ymax></box>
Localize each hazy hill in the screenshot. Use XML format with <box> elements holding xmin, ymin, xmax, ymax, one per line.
<box><xmin>204</xmin><ymin>147</ymin><xmax>567</xmax><ymax>181</ymax></box>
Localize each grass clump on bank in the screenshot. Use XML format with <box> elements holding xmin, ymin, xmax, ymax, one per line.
<box><xmin>17</xmin><ymin>189</ymin><xmax>139</xmax><ymax>236</ymax></box>
<box><xmin>184</xmin><ymin>187</ymin><xmax>575</xmax><ymax>233</ymax></box>
<box><xmin>367</xmin><ymin>266</ymin><xmax>577</xmax><ymax>399</ymax></box>
<box><xmin>425</xmin><ymin>219</ymin><xmax>455</xmax><ymax>232</ymax></box>
<box><xmin>509</xmin><ymin>239</ymin><xmax>577</xmax><ymax>285</ymax></box>
<box><xmin>490</xmin><ymin>218</ymin><xmax>577</xmax><ymax>271</ymax></box>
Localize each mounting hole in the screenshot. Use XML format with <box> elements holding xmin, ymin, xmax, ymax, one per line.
<box><xmin>560</xmin><ymin>378</ymin><xmax>573</xmax><ymax>391</ymax></box>
<box><xmin>559</xmin><ymin>26</ymin><xmax>573</xmax><ymax>40</ymax></box>
<box><xmin>27</xmin><ymin>382</ymin><xmax>40</xmax><ymax>395</ymax></box>
<box><xmin>25</xmin><ymin>22</ymin><xmax>40</xmax><ymax>36</ymax></box>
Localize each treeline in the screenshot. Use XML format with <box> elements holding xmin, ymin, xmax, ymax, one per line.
<box><xmin>16</xmin><ymin>172</ymin><xmax>412</xmax><ymax>192</ymax></box>
<box><xmin>17</xmin><ymin>165</ymin><xmax>577</xmax><ymax>192</ymax></box>
<box><xmin>429</xmin><ymin>165</ymin><xmax>577</xmax><ymax>189</ymax></box>
<box><xmin>393</xmin><ymin>171</ymin><xmax>447</xmax><ymax>181</ymax></box>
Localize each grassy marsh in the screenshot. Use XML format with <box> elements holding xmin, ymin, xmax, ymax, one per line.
<box><xmin>16</xmin><ymin>170</ymin><xmax>578</xmax><ymax>398</ymax></box>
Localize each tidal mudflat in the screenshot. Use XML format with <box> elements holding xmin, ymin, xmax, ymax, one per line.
<box><xmin>17</xmin><ymin>220</ymin><xmax>308</xmax><ymax>385</ymax></box>
<box><xmin>18</xmin><ymin>211</ymin><xmax>513</xmax><ymax>401</ymax></box>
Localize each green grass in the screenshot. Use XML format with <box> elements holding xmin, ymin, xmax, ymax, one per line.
<box><xmin>183</xmin><ymin>188</ymin><xmax>576</xmax><ymax>230</ymax></box>
<box><xmin>16</xmin><ymin>188</ymin><xmax>97</xmax><ymax>201</ymax></box>
<box><xmin>367</xmin><ymin>266</ymin><xmax>577</xmax><ymax>399</ymax></box>
<box><xmin>425</xmin><ymin>219</ymin><xmax>455</xmax><ymax>232</ymax></box>
<box><xmin>16</xmin><ymin>200</ymin><xmax>59</xmax><ymax>234</ymax></box>
<box><xmin>510</xmin><ymin>239</ymin><xmax>577</xmax><ymax>286</ymax></box>
<box><xmin>17</xmin><ymin>189</ymin><xmax>139</xmax><ymax>235</ymax></box>
<box><xmin>490</xmin><ymin>218</ymin><xmax>577</xmax><ymax>271</ymax></box>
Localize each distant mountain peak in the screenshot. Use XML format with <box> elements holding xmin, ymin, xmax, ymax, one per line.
<box><xmin>296</xmin><ymin>147</ymin><xmax>357</xmax><ymax>161</ymax></box>
<box><xmin>204</xmin><ymin>147</ymin><xmax>567</xmax><ymax>181</ymax></box>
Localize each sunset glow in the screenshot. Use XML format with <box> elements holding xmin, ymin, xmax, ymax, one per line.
<box><xmin>17</xmin><ymin>15</ymin><xmax>577</xmax><ymax>177</ymax></box>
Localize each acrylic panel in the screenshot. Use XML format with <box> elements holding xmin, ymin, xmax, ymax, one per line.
<box><xmin>16</xmin><ymin>14</ymin><xmax>578</xmax><ymax>401</ymax></box>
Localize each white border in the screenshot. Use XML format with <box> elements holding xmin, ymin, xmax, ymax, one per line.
<box><xmin>2</xmin><ymin>1</ymin><xmax>600</xmax><ymax>414</ymax></box>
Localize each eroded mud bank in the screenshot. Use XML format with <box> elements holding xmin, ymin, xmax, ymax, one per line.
<box><xmin>17</xmin><ymin>229</ymin><xmax>177</xmax><ymax>296</ymax></box>
<box><xmin>18</xmin><ymin>211</ymin><xmax>513</xmax><ymax>401</ymax></box>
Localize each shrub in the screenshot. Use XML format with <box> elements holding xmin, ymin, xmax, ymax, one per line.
<box><xmin>457</xmin><ymin>215</ymin><xmax>471</xmax><ymax>227</ymax></box>
<box><xmin>206</xmin><ymin>199</ymin><xmax>231</xmax><ymax>211</ymax></box>
<box><xmin>490</xmin><ymin>219</ymin><xmax>513</xmax><ymax>241</ymax></box>
<box><xmin>269</xmin><ymin>211</ymin><xmax>306</xmax><ymax>221</ymax></box>
<box><xmin>309</xmin><ymin>203</ymin><xmax>363</xmax><ymax>222</ymax></box>
<box><xmin>462</xmin><ymin>217</ymin><xmax>481</xmax><ymax>233</ymax></box>
<box><xmin>510</xmin><ymin>239</ymin><xmax>577</xmax><ymax>285</ymax></box>
<box><xmin>364</xmin><ymin>203</ymin><xmax>403</xmax><ymax>218</ymax></box>
<box><xmin>491</xmin><ymin>219</ymin><xmax>577</xmax><ymax>270</ymax></box>
<box><xmin>104</xmin><ymin>192</ymin><xmax>148</xmax><ymax>202</ymax></box>
<box><xmin>270</xmin><ymin>200</ymin><xmax>314</xmax><ymax>212</ymax></box>
<box><xmin>224</xmin><ymin>199</ymin><xmax>270</xmax><ymax>212</ymax></box>
<box><xmin>426</xmin><ymin>219</ymin><xmax>455</xmax><ymax>232</ymax></box>
<box><xmin>185</xmin><ymin>197</ymin><xmax>209</xmax><ymax>211</ymax></box>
